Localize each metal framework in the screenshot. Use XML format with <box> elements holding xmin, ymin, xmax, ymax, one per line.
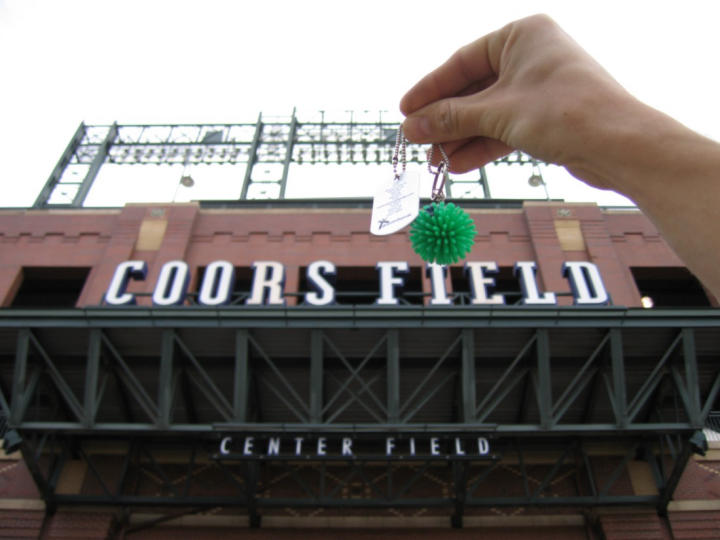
<box><xmin>1</xmin><ymin>307</ymin><xmax>719</xmax><ymax>525</ymax></box>
<box><xmin>32</xmin><ymin>112</ymin><xmax>536</xmax><ymax>208</ymax></box>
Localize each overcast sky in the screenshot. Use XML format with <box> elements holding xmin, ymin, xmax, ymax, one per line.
<box><xmin>2</xmin><ymin>0</ymin><xmax>720</xmax><ymax>207</ymax></box>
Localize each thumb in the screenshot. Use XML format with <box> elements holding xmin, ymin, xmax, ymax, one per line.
<box><xmin>402</xmin><ymin>95</ymin><xmax>493</xmax><ymax>144</ymax></box>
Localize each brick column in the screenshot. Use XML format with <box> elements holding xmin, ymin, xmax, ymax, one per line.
<box><xmin>577</xmin><ymin>206</ymin><xmax>641</xmax><ymax>307</ymax></box>
<box><xmin>142</xmin><ymin>205</ymin><xmax>199</xmax><ymax>300</ymax></box>
<box><xmin>524</xmin><ymin>204</ymin><xmax>571</xmax><ymax>304</ymax></box>
<box><xmin>75</xmin><ymin>205</ymin><xmax>147</xmax><ymax>307</ymax></box>
<box><xmin>42</xmin><ymin>511</ymin><xmax>114</xmax><ymax>539</ymax></box>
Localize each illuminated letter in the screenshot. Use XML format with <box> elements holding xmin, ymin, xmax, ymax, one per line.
<box><xmin>477</xmin><ymin>437</ymin><xmax>490</xmax><ymax>455</ymax></box>
<box><xmin>267</xmin><ymin>437</ymin><xmax>281</xmax><ymax>456</ymax></box>
<box><xmin>305</xmin><ymin>260</ymin><xmax>336</xmax><ymax>306</ymax></box>
<box><xmin>105</xmin><ymin>260</ymin><xmax>147</xmax><ymax>305</ymax></box>
<box><xmin>430</xmin><ymin>437</ymin><xmax>440</xmax><ymax>456</ymax></box>
<box><xmin>294</xmin><ymin>437</ymin><xmax>304</xmax><ymax>456</ymax></box>
<box><xmin>427</xmin><ymin>263</ymin><xmax>452</xmax><ymax>305</ymax></box>
<box><xmin>386</xmin><ymin>437</ymin><xmax>395</xmax><ymax>456</ymax></box>
<box><xmin>514</xmin><ymin>261</ymin><xmax>556</xmax><ymax>305</ymax></box>
<box><xmin>317</xmin><ymin>437</ymin><xmax>327</xmax><ymax>456</ymax></box>
<box><xmin>465</xmin><ymin>261</ymin><xmax>504</xmax><ymax>305</ymax></box>
<box><xmin>243</xmin><ymin>436</ymin><xmax>254</xmax><ymax>456</ymax></box>
<box><xmin>152</xmin><ymin>260</ymin><xmax>189</xmax><ymax>306</ymax></box>
<box><xmin>246</xmin><ymin>261</ymin><xmax>285</xmax><ymax>305</ymax></box>
<box><xmin>198</xmin><ymin>260</ymin><xmax>235</xmax><ymax>306</ymax></box>
<box><xmin>376</xmin><ymin>261</ymin><xmax>409</xmax><ymax>305</ymax></box>
<box><xmin>342</xmin><ymin>437</ymin><xmax>353</xmax><ymax>456</ymax></box>
<box><xmin>220</xmin><ymin>436</ymin><xmax>232</xmax><ymax>455</ymax></box>
<box><xmin>409</xmin><ymin>438</ymin><xmax>416</xmax><ymax>456</ymax></box>
<box><xmin>454</xmin><ymin>438</ymin><xmax>465</xmax><ymax>455</ymax></box>
<box><xmin>563</xmin><ymin>262</ymin><xmax>610</xmax><ymax>305</ymax></box>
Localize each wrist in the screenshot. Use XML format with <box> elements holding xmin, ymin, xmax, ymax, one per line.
<box><xmin>566</xmin><ymin>96</ymin><xmax>715</xmax><ymax>202</ymax></box>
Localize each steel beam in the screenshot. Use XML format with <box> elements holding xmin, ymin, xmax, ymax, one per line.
<box><xmin>310</xmin><ymin>329</ymin><xmax>324</xmax><ymax>422</ymax></box>
<box><xmin>655</xmin><ymin>437</ymin><xmax>693</xmax><ymax>514</ymax></box>
<box><xmin>476</xmin><ymin>334</ymin><xmax>534</xmax><ymax>421</ymax></box>
<box><xmin>10</xmin><ymin>329</ymin><xmax>30</xmax><ymax>425</ymax></box>
<box><xmin>535</xmin><ymin>329</ymin><xmax>552</xmax><ymax>430</ymax></box>
<box><xmin>322</xmin><ymin>333</ymin><xmax>387</xmax><ymax>420</ymax></box>
<box><xmin>83</xmin><ymin>329</ymin><xmax>102</xmax><ymax>428</ymax></box>
<box><xmin>234</xmin><ymin>329</ymin><xmax>250</xmax><ymax>422</ymax></box>
<box><xmin>158</xmin><ymin>330</ymin><xmax>174</xmax><ymax>430</ymax></box>
<box><xmin>174</xmin><ymin>333</ymin><xmax>233</xmax><ymax>420</ymax></box>
<box><xmin>552</xmin><ymin>332</ymin><xmax>609</xmax><ymax>424</ymax></box>
<box><xmin>278</xmin><ymin>109</ymin><xmax>298</xmax><ymax>199</ymax></box>
<box><xmin>628</xmin><ymin>332</ymin><xmax>682</xmax><ymax>422</ymax></box>
<box><xmin>451</xmin><ymin>461</ymin><xmax>467</xmax><ymax>528</ymax></box>
<box><xmin>387</xmin><ymin>330</ymin><xmax>399</xmax><ymax>423</ymax></box>
<box><xmin>72</xmin><ymin>123</ymin><xmax>118</xmax><ymax>207</ymax></box>
<box><xmin>239</xmin><ymin>113</ymin><xmax>263</xmax><ymax>199</ymax></box>
<box><xmin>28</xmin><ymin>331</ymin><xmax>84</xmax><ymax>422</ymax></box>
<box><xmin>682</xmin><ymin>329</ymin><xmax>701</xmax><ymax>427</ymax></box>
<box><xmin>326</xmin><ymin>373</ymin><xmax>384</xmax><ymax>423</ymax></box>
<box><xmin>33</xmin><ymin>123</ymin><xmax>86</xmax><ymax>208</ymax></box>
<box><xmin>461</xmin><ymin>329</ymin><xmax>476</xmax><ymax>422</ymax></box>
<box><xmin>101</xmin><ymin>331</ymin><xmax>158</xmax><ymax>423</ymax></box>
<box><xmin>250</xmin><ymin>334</ymin><xmax>310</xmax><ymax>422</ymax></box>
<box><xmin>610</xmin><ymin>329</ymin><xmax>628</xmax><ymax>428</ymax></box>
<box><xmin>400</xmin><ymin>333</ymin><xmax>461</xmax><ymax>422</ymax></box>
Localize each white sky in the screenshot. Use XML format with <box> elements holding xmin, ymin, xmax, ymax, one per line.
<box><xmin>2</xmin><ymin>0</ymin><xmax>720</xmax><ymax>207</ymax></box>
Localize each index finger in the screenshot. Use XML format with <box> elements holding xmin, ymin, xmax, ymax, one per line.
<box><xmin>399</xmin><ymin>28</ymin><xmax>505</xmax><ymax>115</ymax></box>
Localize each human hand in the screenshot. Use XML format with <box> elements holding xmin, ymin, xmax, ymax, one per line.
<box><xmin>400</xmin><ymin>14</ymin><xmax>638</xmax><ymax>191</ymax></box>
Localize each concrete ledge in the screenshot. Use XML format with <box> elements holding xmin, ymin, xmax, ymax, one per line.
<box><xmin>668</xmin><ymin>500</ymin><xmax>720</xmax><ymax>512</ymax></box>
<box><xmin>0</xmin><ymin>498</ymin><xmax>45</xmax><ymax>511</ymax></box>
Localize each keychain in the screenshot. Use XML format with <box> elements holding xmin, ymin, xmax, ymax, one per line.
<box><xmin>408</xmin><ymin>135</ymin><xmax>476</xmax><ymax>265</ymax></box>
<box><xmin>370</xmin><ymin>128</ymin><xmax>476</xmax><ymax>264</ymax></box>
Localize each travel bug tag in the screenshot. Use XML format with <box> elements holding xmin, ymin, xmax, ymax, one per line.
<box><xmin>370</xmin><ymin>128</ymin><xmax>420</xmax><ymax>236</ymax></box>
<box><xmin>370</xmin><ymin>169</ymin><xmax>420</xmax><ymax>236</ymax></box>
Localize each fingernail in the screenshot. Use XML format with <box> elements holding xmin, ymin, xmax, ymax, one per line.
<box><xmin>403</xmin><ymin>116</ymin><xmax>431</xmax><ymax>141</ymax></box>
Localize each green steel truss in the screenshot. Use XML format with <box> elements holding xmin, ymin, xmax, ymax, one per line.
<box><xmin>1</xmin><ymin>307</ymin><xmax>719</xmax><ymax>524</ymax></box>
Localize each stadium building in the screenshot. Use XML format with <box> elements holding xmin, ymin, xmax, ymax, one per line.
<box><xmin>1</xmin><ymin>112</ymin><xmax>720</xmax><ymax>538</ymax></box>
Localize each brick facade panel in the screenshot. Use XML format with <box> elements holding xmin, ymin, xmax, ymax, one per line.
<box><xmin>44</xmin><ymin>511</ymin><xmax>113</xmax><ymax>539</ymax></box>
<box><xmin>600</xmin><ymin>514</ymin><xmax>671</xmax><ymax>540</ymax></box>
<box><xmin>669</xmin><ymin>511</ymin><xmax>720</xmax><ymax>539</ymax></box>
<box><xmin>0</xmin><ymin>510</ymin><xmax>44</xmax><ymax>538</ymax></box>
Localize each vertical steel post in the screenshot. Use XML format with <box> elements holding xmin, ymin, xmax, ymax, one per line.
<box><xmin>610</xmin><ymin>329</ymin><xmax>628</xmax><ymax>429</ymax></box>
<box><xmin>83</xmin><ymin>329</ymin><xmax>102</xmax><ymax>428</ymax></box>
<box><xmin>234</xmin><ymin>329</ymin><xmax>250</xmax><ymax>422</ymax></box>
<box><xmin>451</xmin><ymin>461</ymin><xmax>467</xmax><ymax>528</ymax></box>
<box><xmin>10</xmin><ymin>329</ymin><xmax>30</xmax><ymax>425</ymax></box>
<box><xmin>33</xmin><ymin>123</ymin><xmax>86</xmax><ymax>208</ymax></box>
<box><xmin>278</xmin><ymin>108</ymin><xmax>298</xmax><ymax>199</ymax></box>
<box><xmin>310</xmin><ymin>330</ymin><xmax>324</xmax><ymax>423</ymax></box>
<box><xmin>387</xmin><ymin>330</ymin><xmax>400</xmax><ymax>423</ymax></box>
<box><xmin>239</xmin><ymin>113</ymin><xmax>263</xmax><ymax>199</ymax></box>
<box><xmin>461</xmin><ymin>329</ymin><xmax>477</xmax><ymax>422</ymax></box>
<box><xmin>682</xmin><ymin>328</ymin><xmax>702</xmax><ymax>427</ymax></box>
<box><xmin>71</xmin><ymin>122</ymin><xmax>118</xmax><ymax>207</ymax></box>
<box><xmin>157</xmin><ymin>330</ymin><xmax>174</xmax><ymax>430</ymax></box>
<box><xmin>478</xmin><ymin>166</ymin><xmax>491</xmax><ymax>198</ymax></box>
<box><xmin>536</xmin><ymin>329</ymin><xmax>552</xmax><ymax>430</ymax></box>
<box><xmin>657</xmin><ymin>439</ymin><xmax>693</xmax><ymax>514</ymax></box>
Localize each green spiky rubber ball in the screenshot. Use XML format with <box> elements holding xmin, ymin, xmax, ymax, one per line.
<box><xmin>410</xmin><ymin>202</ymin><xmax>476</xmax><ymax>265</ymax></box>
